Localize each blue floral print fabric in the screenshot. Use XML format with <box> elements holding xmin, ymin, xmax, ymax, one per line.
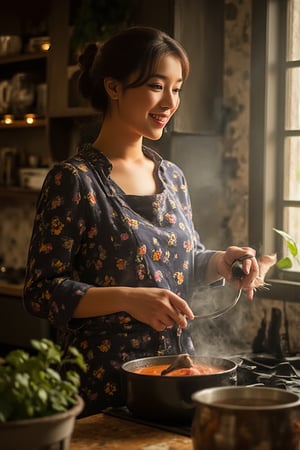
<box><xmin>23</xmin><ymin>143</ymin><xmax>214</xmax><ymax>416</ymax></box>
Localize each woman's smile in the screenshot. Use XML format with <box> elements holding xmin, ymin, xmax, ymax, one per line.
<box><xmin>149</xmin><ymin>113</ymin><xmax>170</xmax><ymax>127</ymax></box>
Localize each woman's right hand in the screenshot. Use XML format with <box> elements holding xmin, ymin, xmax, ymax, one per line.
<box><xmin>124</xmin><ymin>287</ymin><xmax>194</xmax><ymax>332</ymax></box>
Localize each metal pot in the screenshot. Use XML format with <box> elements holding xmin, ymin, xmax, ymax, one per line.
<box><xmin>121</xmin><ymin>355</ymin><xmax>237</xmax><ymax>423</ymax></box>
<box><xmin>192</xmin><ymin>386</ymin><xmax>300</xmax><ymax>450</ymax></box>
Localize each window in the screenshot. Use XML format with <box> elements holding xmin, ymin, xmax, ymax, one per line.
<box><xmin>284</xmin><ymin>0</ymin><xmax>300</xmax><ymax>270</ymax></box>
<box><xmin>250</xmin><ymin>0</ymin><xmax>300</xmax><ymax>300</ymax></box>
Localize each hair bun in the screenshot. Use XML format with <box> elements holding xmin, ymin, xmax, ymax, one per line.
<box><xmin>78</xmin><ymin>43</ymin><xmax>99</xmax><ymax>71</ymax></box>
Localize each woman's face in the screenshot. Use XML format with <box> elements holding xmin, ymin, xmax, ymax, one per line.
<box><xmin>114</xmin><ymin>54</ymin><xmax>183</xmax><ymax>141</ymax></box>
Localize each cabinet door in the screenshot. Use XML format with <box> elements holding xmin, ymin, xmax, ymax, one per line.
<box><xmin>173</xmin><ymin>0</ymin><xmax>224</xmax><ymax>134</ymax></box>
<box><xmin>0</xmin><ymin>295</ymin><xmax>51</xmax><ymax>351</ymax></box>
<box><xmin>47</xmin><ymin>0</ymin><xmax>99</xmax><ymax>161</ymax></box>
<box><xmin>47</xmin><ymin>0</ymin><xmax>96</xmax><ymax>118</ymax></box>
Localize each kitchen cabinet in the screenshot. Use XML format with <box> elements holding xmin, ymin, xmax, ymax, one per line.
<box><xmin>0</xmin><ymin>1</ymin><xmax>98</xmax><ymax>177</ymax></box>
<box><xmin>0</xmin><ymin>51</ymin><xmax>50</xmax><ymax>189</ymax></box>
<box><xmin>173</xmin><ymin>0</ymin><xmax>224</xmax><ymax>134</ymax></box>
<box><xmin>46</xmin><ymin>0</ymin><xmax>99</xmax><ymax>162</ymax></box>
<box><xmin>0</xmin><ymin>16</ymin><xmax>51</xmax><ymax>203</ymax></box>
<box><xmin>0</xmin><ymin>186</ymin><xmax>40</xmax><ymax>200</ymax></box>
<box><xmin>0</xmin><ymin>294</ymin><xmax>51</xmax><ymax>353</ymax></box>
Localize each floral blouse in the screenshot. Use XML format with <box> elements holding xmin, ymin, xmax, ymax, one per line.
<box><xmin>23</xmin><ymin>144</ymin><xmax>214</xmax><ymax>417</ymax></box>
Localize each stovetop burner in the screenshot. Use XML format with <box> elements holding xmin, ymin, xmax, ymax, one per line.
<box><xmin>235</xmin><ymin>353</ymin><xmax>300</xmax><ymax>395</ymax></box>
<box><xmin>104</xmin><ymin>353</ymin><xmax>300</xmax><ymax>437</ymax></box>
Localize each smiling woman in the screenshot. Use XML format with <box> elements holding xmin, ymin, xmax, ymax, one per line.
<box><xmin>23</xmin><ymin>26</ymin><xmax>262</xmax><ymax>419</ymax></box>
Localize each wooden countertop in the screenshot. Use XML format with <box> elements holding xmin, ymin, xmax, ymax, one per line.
<box><xmin>69</xmin><ymin>413</ymin><xmax>193</xmax><ymax>450</ymax></box>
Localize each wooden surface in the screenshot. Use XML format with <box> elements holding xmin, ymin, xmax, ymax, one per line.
<box><xmin>69</xmin><ymin>413</ymin><xmax>193</xmax><ymax>450</ymax></box>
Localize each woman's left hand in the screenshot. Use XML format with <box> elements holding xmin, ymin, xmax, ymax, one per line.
<box><xmin>212</xmin><ymin>246</ymin><xmax>260</xmax><ymax>300</ymax></box>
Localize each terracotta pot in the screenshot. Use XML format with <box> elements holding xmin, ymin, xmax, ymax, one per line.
<box><xmin>0</xmin><ymin>396</ymin><xmax>84</xmax><ymax>450</ymax></box>
<box><xmin>121</xmin><ymin>355</ymin><xmax>237</xmax><ymax>423</ymax></box>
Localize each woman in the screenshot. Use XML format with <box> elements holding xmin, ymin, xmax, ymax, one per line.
<box><xmin>23</xmin><ymin>26</ymin><xmax>259</xmax><ymax>417</ymax></box>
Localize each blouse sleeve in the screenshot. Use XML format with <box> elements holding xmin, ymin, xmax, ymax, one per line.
<box><xmin>23</xmin><ymin>163</ymin><xmax>92</xmax><ymax>329</ymax></box>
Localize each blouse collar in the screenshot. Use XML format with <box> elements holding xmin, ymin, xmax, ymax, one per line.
<box><xmin>78</xmin><ymin>143</ymin><xmax>163</xmax><ymax>177</ymax></box>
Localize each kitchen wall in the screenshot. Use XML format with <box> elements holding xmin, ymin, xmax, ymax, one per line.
<box><xmin>1</xmin><ymin>0</ymin><xmax>299</xmax><ymax>355</ymax></box>
<box><xmin>170</xmin><ymin>0</ymin><xmax>250</xmax><ymax>250</ymax></box>
<box><xmin>169</xmin><ymin>0</ymin><xmax>300</xmax><ymax>357</ymax></box>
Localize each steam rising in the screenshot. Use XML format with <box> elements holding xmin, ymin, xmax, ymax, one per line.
<box><xmin>189</xmin><ymin>282</ymin><xmax>254</xmax><ymax>356</ymax></box>
<box><xmin>189</xmin><ymin>254</ymin><xmax>278</xmax><ymax>357</ymax></box>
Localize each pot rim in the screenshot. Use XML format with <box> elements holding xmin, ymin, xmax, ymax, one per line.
<box><xmin>192</xmin><ymin>386</ymin><xmax>300</xmax><ymax>411</ymax></box>
<box><xmin>121</xmin><ymin>354</ymin><xmax>237</xmax><ymax>378</ymax></box>
<box><xmin>0</xmin><ymin>396</ymin><xmax>84</xmax><ymax>428</ymax></box>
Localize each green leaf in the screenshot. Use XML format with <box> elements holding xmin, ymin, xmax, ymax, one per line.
<box><xmin>37</xmin><ymin>388</ymin><xmax>48</xmax><ymax>404</ymax></box>
<box><xmin>5</xmin><ymin>350</ymin><xmax>29</xmax><ymax>369</ymax></box>
<box><xmin>273</xmin><ymin>228</ymin><xmax>298</xmax><ymax>257</ymax></box>
<box><xmin>46</xmin><ymin>367</ymin><xmax>61</xmax><ymax>382</ymax></box>
<box><xmin>277</xmin><ymin>257</ymin><xmax>293</xmax><ymax>269</ymax></box>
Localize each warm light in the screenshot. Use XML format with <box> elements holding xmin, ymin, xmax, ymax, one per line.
<box><xmin>24</xmin><ymin>113</ymin><xmax>36</xmax><ymax>124</ymax></box>
<box><xmin>40</xmin><ymin>42</ymin><xmax>51</xmax><ymax>52</ymax></box>
<box><xmin>1</xmin><ymin>114</ymin><xmax>14</xmax><ymax>125</ymax></box>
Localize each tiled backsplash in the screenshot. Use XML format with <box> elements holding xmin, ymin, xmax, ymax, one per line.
<box><xmin>0</xmin><ymin>203</ymin><xmax>36</xmax><ymax>269</ymax></box>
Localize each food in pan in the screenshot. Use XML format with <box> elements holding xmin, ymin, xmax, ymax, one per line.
<box><xmin>132</xmin><ymin>354</ymin><xmax>223</xmax><ymax>376</ymax></box>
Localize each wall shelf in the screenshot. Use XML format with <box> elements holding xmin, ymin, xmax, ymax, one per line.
<box><xmin>0</xmin><ymin>187</ymin><xmax>40</xmax><ymax>197</ymax></box>
<box><xmin>49</xmin><ymin>107</ymin><xmax>97</xmax><ymax>118</ymax></box>
<box><xmin>0</xmin><ymin>119</ymin><xmax>47</xmax><ymax>129</ymax></box>
<box><xmin>0</xmin><ymin>52</ymin><xmax>47</xmax><ymax>65</ymax></box>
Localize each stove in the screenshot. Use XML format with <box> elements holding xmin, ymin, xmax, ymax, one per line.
<box><xmin>104</xmin><ymin>353</ymin><xmax>300</xmax><ymax>437</ymax></box>
<box><xmin>104</xmin><ymin>406</ymin><xmax>192</xmax><ymax>437</ymax></box>
<box><xmin>235</xmin><ymin>353</ymin><xmax>300</xmax><ymax>394</ymax></box>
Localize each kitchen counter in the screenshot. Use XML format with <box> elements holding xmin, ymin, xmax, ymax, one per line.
<box><xmin>69</xmin><ymin>412</ymin><xmax>193</xmax><ymax>450</ymax></box>
<box><xmin>0</xmin><ymin>288</ymin><xmax>51</xmax><ymax>349</ymax></box>
<box><xmin>0</xmin><ymin>281</ymin><xmax>23</xmax><ymax>297</ymax></box>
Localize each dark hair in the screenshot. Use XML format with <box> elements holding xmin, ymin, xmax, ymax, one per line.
<box><xmin>78</xmin><ymin>26</ymin><xmax>190</xmax><ymax>114</ymax></box>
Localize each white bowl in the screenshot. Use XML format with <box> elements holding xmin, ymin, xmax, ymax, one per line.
<box><xmin>19</xmin><ymin>168</ymin><xmax>48</xmax><ymax>190</ymax></box>
<box><xmin>0</xmin><ymin>36</ymin><xmax>22</xmax><ymax>57</ymax></box>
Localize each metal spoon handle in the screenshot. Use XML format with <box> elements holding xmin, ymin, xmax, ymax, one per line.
<box><xmin>176</xmin><ymin>256</ymin><xmax>251</xmax><ymax>352</ymax></box>
<box><xmin>192</xmin><ymin>288</ymin><xmax>243</xmax><ymax>321</ymax></box>
<box><xmin>177</xmin><ymin>326</ymin><xmax>183</xmax><ymax>353</ymax></box>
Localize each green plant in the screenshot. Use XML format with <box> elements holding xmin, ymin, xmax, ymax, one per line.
<box><xmin>70</xmin><ymin>0</ymin><xmax>133</xmax><ymax>52</ymax></box>
<box><xmin>0</xmin><ymin>339</ymin><xmax>86</xmax><ymax>423</ymax></box>
<box><xmin>273</xmin><ymin>228</ymin><xmax>299</xmax><ymax>269</ymax></box>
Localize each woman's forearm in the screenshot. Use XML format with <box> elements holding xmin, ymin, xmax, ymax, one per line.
<box><xmin>72</xmin><ymin>285</ymin><xmax>195</xmax><ymax>332</ymax></box>
<box><xmin>73</xmin><ymin>286</ymin><xmax>133</xmax><ymax>318</ymax></box>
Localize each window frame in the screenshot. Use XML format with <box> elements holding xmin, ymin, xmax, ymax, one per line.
<box><xmin>249</xmin><ymin>0</ymin><xmax>300</xmax><ymax>302</ymax></box>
